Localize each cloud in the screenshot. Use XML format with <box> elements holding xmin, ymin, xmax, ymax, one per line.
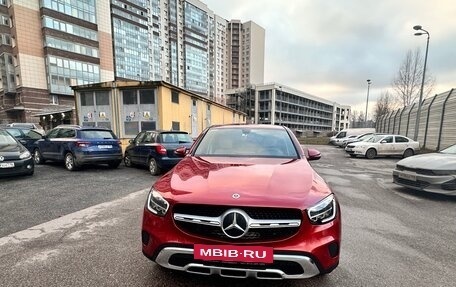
<box><xmin>204</xmin><ymin>0</ymin><xmax>456</xmax><ymax>115</ymax></box>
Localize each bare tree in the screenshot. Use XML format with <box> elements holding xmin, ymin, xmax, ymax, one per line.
<box><xmin>373</xmin><ymin>91</ymin><xmax>394</xmax><ymax>124</ymax></box>
<box><xmin>392</xmin><ymin>48</ymin><xmax>434</xmax><ymax>107</ymax></box>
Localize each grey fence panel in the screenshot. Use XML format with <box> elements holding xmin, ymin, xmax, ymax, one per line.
<box><xmin>377</xmin><ymin>89</ymin><xmax>455</xmax><ymax>151</ymax></box>
<box><xmin>400</xmin><ymin>103</ymin><xmax>414</xmax><ymax>138</ymax></box>
<box><xmin>429</xmin><ymin>91</ymin><xmax>452</xmax><ymax>150</ymax></box>
<box><xmin>417</xmin><ymin>97</ymin><xmax>433</xmax><ymax>146</ymax></box>
<box><xmin>386</xmin><ymin>110</ymin><xmax>394</xmax><ymax>133</ymax></box>
<box><xmin>393</xmin><ymin>109</ymin><xmax>401</xmax><ymax>134</ymax></box>
<box><xmin>439</xmin><ymin>90</ymin><xmax>456</xmax><ymax>149</ymax></box>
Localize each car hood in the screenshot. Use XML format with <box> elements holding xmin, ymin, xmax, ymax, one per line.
<box><xmin>0</xmin><ymin>143</ymin><xmax>25</xmax><ymax>158</ymax></box>
<box><xmin>155</xmin><ymin>156</ymin><xmax>332</xmax><ymax>210</ymax></box>
<box><xmin>397</xmin><ymin>153</ymin><xmax>456</xmax><ymax>170</ymax></box>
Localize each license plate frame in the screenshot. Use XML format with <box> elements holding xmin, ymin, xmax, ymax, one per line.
<box><xmin>97</xmin><ymin>145</ymin><xmax>113</xmax><ymax>149</ymax></box>
<box><xmin>0</xmin><ymin>162</ymin><xmax>15</xmax><ymax>168</ymax></box>
<box><xmin>399</xmin><ymin>172</ymin><xmax>416</xmax><ymax>181</ymax></box>
<box><xmin>194</xmin><ymin>244</ymin><xmax>273</xmax><ymax>264</ymax></box>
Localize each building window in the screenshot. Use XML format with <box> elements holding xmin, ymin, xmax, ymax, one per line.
<box><xmin>95</xmin><ymin>91</ymin><xmax>109</xmax><ymax>105</ymax></box>
<box><xmin>123</xmin><ymin>90</ymin><xmax>137</xmax><ymax>105</ymax></box>
<box><xmin>124</xmin><ymin>121</ymin><xmax>139</xmax><ymax>135</ymax></box>
<box><xmin>140</xmin><ymin>89</ymin><xmax>155</xmax><ymax>104</ymax></box>
<box><xmin>172</xmin><ymin>121</ymin><xmax>180</xmax><ymax>131</ymax></box>
<box><xmin>141</xmin><ymin>121</ymin><xmax>156</xmax><ymax>131</ymax></box>
<box><xmin>80</xmin><ymin>92</ymin><xmax>94</xmax><ymax>106</ymax></box>
<box><xmin>50</xmin><ymin>95</ymin><xmax>59</xmax><ymax>105</ymax></box>
<box><xmin>171</xmin><ymin>90</ymin><xmax>179</xmax><ymax>103</ymax></box>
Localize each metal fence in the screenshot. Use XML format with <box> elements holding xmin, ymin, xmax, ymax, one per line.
<box><xmin>376</xmin><ymin>89</ymin><xmax>455</xmax><ymax>151</ymax></box>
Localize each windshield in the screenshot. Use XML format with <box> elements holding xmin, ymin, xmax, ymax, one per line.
<box><xmin>0</xmin><ymin>130</ymin><xmax>18</xmax><ymax>145</ymax></box>
<box><xmin>440</xmin><ymin>144</ymin><xmax>456</xmax><ymax>154</ymax></box>
<box><xmin>194</xmin><ymin>127</ymin><xmax>298</xmax><ymax>158</ymax></box>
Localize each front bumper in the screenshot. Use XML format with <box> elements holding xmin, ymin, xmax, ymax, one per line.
<box><xmin>142</xmin><ymin>205</ymin><xmax>341</xmax><ymax>279</ymax></box>
<box><xmin>393</xmin><ymin>170</ymin><xmax>456</xmax><ymax>195</ymax></box>
<box><xmin>0</xmin><ymin>157</ymin><xmax>34</xmax><ymax>177</ymax></box>
<box><xmin>150</xmin><ymin>246</ymin><xmax>322</xmax><ymax>279</ymax></box>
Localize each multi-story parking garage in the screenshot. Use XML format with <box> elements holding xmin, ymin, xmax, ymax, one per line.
<box><xmin>226</xmin><ymin>83</ymin><xmax>351</xmax><ymax>134</ymax></box>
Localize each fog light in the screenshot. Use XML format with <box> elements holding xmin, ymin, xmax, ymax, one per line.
<box><xmin>27</xmin><ymin>165</ymin><xmax>32</xmax><ymax>169</ymax></box>
<box><xmin>328</xmin><ymin>242</ymin><xmax>339</xmax><ymax>258</ymax></box>
<box><xmin>142</xmin><ymin>230</ymin><xmax>150</xmax><ymax>245</ymax></box>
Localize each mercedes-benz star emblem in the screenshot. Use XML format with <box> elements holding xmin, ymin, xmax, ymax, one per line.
<box><xmin>232</xmin><ymin>193</ymin><xmax>240</xmax><ymax>199</ymax></box>
<box><xmin>221</xmin><ymin>209</ymin><xmax>249</xmax><ymax>239</ymax></box>
<box><xmin>0</xmin><ymin>156</ymin><xmax>4</xmax><ymax>162</ymax></box>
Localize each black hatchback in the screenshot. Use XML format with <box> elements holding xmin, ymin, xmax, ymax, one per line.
<box><xmin>0</xmin><ymin>129</ymin><xmax>34</xmax><ymax>177</ymax></box>
<box><xmin>124</xmin><ymin>131</ymin><xmax>193</xmax><ymax>175</ymax></box>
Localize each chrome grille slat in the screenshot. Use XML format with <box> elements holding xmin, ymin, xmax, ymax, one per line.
<box><xmin>173</xmin><ymin>205</ymin><xmax>302</xmax><ymax>242</ymax></box>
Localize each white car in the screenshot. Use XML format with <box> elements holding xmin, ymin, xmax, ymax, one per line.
<box><xmin>345</xmin><ymin>134</ymin><xmax>419</xmax><ymax>159</ymax></box>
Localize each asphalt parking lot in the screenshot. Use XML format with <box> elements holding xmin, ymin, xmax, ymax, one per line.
<box><xmin>0</xmin><ymin>145</ymin><xmax>455</xmax><ymax>286</ymax></box>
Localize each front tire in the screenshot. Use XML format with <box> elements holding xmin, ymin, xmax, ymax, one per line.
<box><xmin>365</xmin><ymin>148</ymin><xmax>377</xmax><ymax>159</ymax></box>
<box><xmin>124</xmin><ymin>153</ymin><xmax>133</xmax><ymax>167</ymax></box>
<box><xmin>34</xmin><ymin>149</ymin><xmax>45</xmax><ymax>164</ymax></box>
<box><xmin>64</xmin><ymin>153</ymin><xmax>79</xmax><ymax>171</ymax></box>
<box><xmin>148</xmin><ymin>158</ymin><xmax>161</xmax><ymax>176</ymax></box>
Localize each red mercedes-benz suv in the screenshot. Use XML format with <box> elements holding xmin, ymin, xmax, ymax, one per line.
<box><xmin>142</xmin><ymin>124</ymin><xmax>341</xmax><ymax>279</ymax></box>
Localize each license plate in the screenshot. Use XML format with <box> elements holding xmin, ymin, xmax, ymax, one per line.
<box><xmin>98</xmin><ymin>145</ymin><xmax>112</xmax><ymax>149</ymax></box>
<box><xmin>194</xmin><ymin>244</ymin><xmax>273</xmax><ymax>264</ymax></box>
<box><xmin>0</xmin><ymin>162</ymin><xmax>15</xmax><ymax>168</ymax></box>
<box><xmin>399</xmin><ymin>172</ymin><xmax>416</xmax><ymax>181</ymax></box>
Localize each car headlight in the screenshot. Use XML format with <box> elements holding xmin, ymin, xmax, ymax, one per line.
<box><xmin>146</xmin><ymin>188</ymin><xmax>169</xmax><ymax>216</ymax></box>
<box><xmin>19</xmin><ymin>150</ymin><xmax>31</xmax><ymax>159</ymax></box>
<box><xmin>307</xmin><ymin>194</ymin><xmax>337</xmax><ymax>224</ymax></box>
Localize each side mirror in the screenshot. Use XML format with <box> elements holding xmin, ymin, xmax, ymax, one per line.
<box><xmin>380</xmin><ymin>140</ymin><xmax>387</xmax><ymax>144</ymax></box>
<box><xmin>307</xmin><ymin>148</ymin><xmax>321</xmax><ymax>161</ymax></box>
<box><xmin>19</xmin><ymin>139</ymin><xmax>27</xmax><ymax>145</ymax></box>
<box><xmin>175</xmin><ymin>147</ymin><xmax>188</xmax><ymax>157</ymax></box>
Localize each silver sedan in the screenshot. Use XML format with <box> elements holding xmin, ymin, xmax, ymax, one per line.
<box><xmin>393</xmin><ymin>144</ymin><xmax>456</xmax><ymax>195</ymax></box>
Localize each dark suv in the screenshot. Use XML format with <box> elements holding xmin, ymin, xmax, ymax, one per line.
<box><xmin>124</xmin><ymin>130</ymin><xmax>193</xmax><ymax>175</ymax></box>
<box><xmin>33</xmin><ymin>125</ymin><xmax>122</xmax><ymax>171</ymax></box>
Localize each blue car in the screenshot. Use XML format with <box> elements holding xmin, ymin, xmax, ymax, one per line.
<box><xmin>124</xmin><ymin>130</ymin><xmax>193</xmax><ymax>175</ymax></box>
<box><xmin>33</xmin><ymin>125</ymin><xmax>123</xmax><ymax>171</ymax></box>
<box><xmin>4</xmin><ymin>127</ymin><xmax>42</xmax><ymax>153</ymax></box>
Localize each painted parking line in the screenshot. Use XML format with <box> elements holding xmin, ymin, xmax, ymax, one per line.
<box><xmin>0</xmin><ymin>188</ymin><xmax>149</xmax><ymax>248</ymax></box>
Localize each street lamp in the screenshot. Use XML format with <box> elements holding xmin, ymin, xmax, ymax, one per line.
<box><xmin>413</xmin><ymin>25</ymin><xmax>430</xmax><ymax>142</ymax></box>
<box><xmin>364</xmin><ymin>79</ymin><xmax>371</xmax><ymax>127</ymax></box>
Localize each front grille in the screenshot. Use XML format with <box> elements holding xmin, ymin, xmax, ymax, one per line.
<box><xmin>168</xmin><ymin>254</ymin><xmax>304</xmax><ymax>275</ymax></box>
<box><xmin>394</xmin><ymin>176</ymin><xmax>430</xmax><ymax>189</ymax></box>
<box><xmin>173</xmin><ymin>204</ymin><xmax>302</xmax><ymax>242</ymax></box>
<box><xmin>396</xmin><ymin>165</ymin><xmax>435</xmax><ymax>175</ymax></box>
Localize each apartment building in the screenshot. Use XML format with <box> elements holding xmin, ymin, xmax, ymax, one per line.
<box><xmin>0</xmin><ymin>0</ymin><xmax>114</xmax><ymax>128</ymax></box>
<box><xmin>0</xmin><ymin>0</ymin><xmax>264</xmax><ymax>127</ymax></box>
<box><xmin>113</xmin><ymin>0</ymin><xmax>263</xmax><ymax>103</ymax></box>
<box><xmin>226</xmin><ymin>83</ymin><xmax>351</xmax><ymax>134</ymax></box>
<box><xmin>227</xmin><ymin>20</ymin><xmax>264</xmax><ymax>90</ymax></box>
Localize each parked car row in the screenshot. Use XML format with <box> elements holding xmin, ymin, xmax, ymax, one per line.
<box><xmin>0</xmin><ymin>125</ymin><xmax>195</xmax><ymax>177</ymax></box>
<box><xmin>333</xmin><ymin>131</ymin><xmax>456</xmax><ymax>196</ymax></box>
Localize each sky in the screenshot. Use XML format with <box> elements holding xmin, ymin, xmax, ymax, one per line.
<box><xmin>204</xmin><ymin>0</ymin><xmax>456</xmax><ymax>117</ymax></box>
